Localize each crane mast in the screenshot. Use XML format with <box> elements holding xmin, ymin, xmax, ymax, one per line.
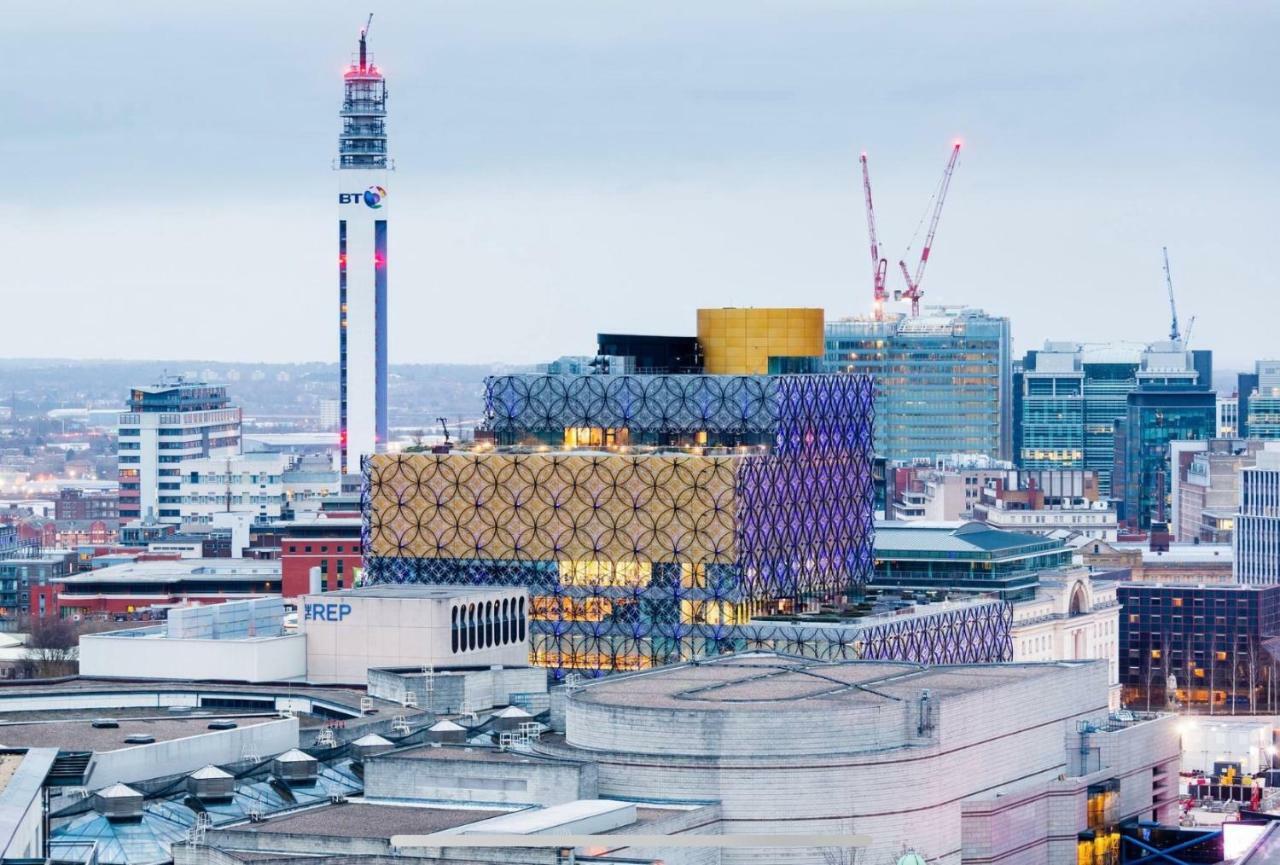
<box><xmin>897</xmin><ymin>142</ymin><xmax>962</xmax><ymax>316</ymax></box>
<box><xmin>1163</xmin><ymin>246</ymin><xmax>1180</xmax><ymax>343</ymax></box>
<box><xmin>860</xmin><ymin>153</ymin><xmax>889</xmax><ymax>321</ymax></box>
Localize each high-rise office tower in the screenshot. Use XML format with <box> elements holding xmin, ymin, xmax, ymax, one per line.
<box><xmin>117</xmin><ymin>378</ymin><xmax>242</xmax><ymax>524</ymax></box>
<box><xmin>1234</xmin><ymin>447</ymin><xmax>1280</xmax><ymax>584</ymax></box>
<box><xmin>1241</xmin><ymin>360</ymin><xmax>1280</xmax><ymax>441</ymax></box>
<box><xmin>824</xmin><ymin>308</ymin><xmax>1012</xmax><ymax>463</ymax></box>
<box><xmin>336</xmin><ymin>20</ymin><xmax>390</xmax><ymax>476</ymax></box>
<box><xmin>1015</xmin><ymin>341</ymin><xmax>1214</xmax><ymax>502</ymax></box>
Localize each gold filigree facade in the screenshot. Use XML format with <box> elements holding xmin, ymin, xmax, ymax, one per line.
<box><xmin>366</xmin><ymin>452</ymin><xmax>739</xmax><ymax>567</ymax></box>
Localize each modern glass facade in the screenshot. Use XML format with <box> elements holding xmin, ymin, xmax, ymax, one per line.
<box><xmin>1119</xmin><ymin>583</ymin><xmax>1280</xmax><ymax>713</ymax></box>
<box><xmin>1244</xmin><ymin>362</ymin><xmax>1280</xmax><ymax>440</ymax></box>
<box><xmin>364</xmin><ymin>373</ymin><xmax>877</xmax><ymax>676</ymax></box>
<box><xmin>1121</xmin><ymin>388</ymin><xmax>1216</xmax><ymax>530</ymax></box>
<box><xmin>824</xmin><ymin>308</ymin><xmax>1011</xmax><ymax>463</ymax></box>
<box><xmin>1017</xmin><ymin>342</ymin><xmax>1213</xmax><ymax>502</ymax></box>
<box><xmin>873</xmin><ymin>521</ymin><xmax>1073</xmax><ymax>600</ymax></box>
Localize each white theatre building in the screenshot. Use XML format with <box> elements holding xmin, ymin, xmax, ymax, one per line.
<box><xmin>336</xmin><ymin>19</ymin><xmax>390</xmax><ymax>477</ymax></box>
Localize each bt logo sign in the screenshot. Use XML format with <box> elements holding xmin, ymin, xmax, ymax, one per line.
<box><xmin>338</xmin><ymin>185</ymin><xmax>387</xmax><ymax>209</ymax></box>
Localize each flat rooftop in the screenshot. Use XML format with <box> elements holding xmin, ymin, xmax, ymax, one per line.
<box><xmin>875</xmin><ymin>520</ymin><xmax>1061</xmax><ymax>555</ymax></box>
<box><xmin>0</xmin><ymin>713</ymin><xmax>277</xmax><ymax>752</ymax></box>
<box><xmin>392</xmin><ymin>744</ymin><xmax>577</xmax><ymax>766</ymax></box>
<box><xmin>570</xmin><ymin>652</ymin><xmax>1093</xmax><ymax>713</ymax></box>
<box><xmin>236</xmin><ymin>802</ymin><xmax>508</xmax><ymax>837</ymax></box>
<box><xmin>316</xmin><ymin>585</ymin><xmax>520</xmax><ymax>600</ymax></box>
<box><xmin>59</xmin><ymin>559</ymin><xmax>281</xmax><ymax>585</ymax></box>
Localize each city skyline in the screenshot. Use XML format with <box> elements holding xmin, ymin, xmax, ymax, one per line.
<box><xmin>3</xmin><ymin>1</ymin><xmax>1277</xmax><ymax>367</ymax></box>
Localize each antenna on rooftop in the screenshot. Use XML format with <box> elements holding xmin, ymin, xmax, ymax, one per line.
<box><xmin>359</xmin><ymin>13</ymin><xmax>373</xmax><ymax>70</ymax></box>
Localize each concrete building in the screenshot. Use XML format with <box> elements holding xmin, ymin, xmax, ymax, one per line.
<box><xmin>32</xmin><ymin>558</ymin><xmax>282</xmax><ymax>620</ymax></box>
<box><xmin>1175</xmin><ymin>438</ymin><xmax>1259</xmax><ymax>543</ymax></box>
<box><xmin>179</xmin><ymin>452</ymin><xmax>339</xmax><ymax>526</ymax></box>
<box><xmin>973</xmin><ymin>469</ymin><xmax>1118</xmax><ymax>540</ymax></box>
<box><xmin>318</xmin><ymin>397</ymin><xmax>340</xmax><ymax>432</ymax></box>
<box><xmin>1077</xmin><ymin>538</ymin><xmax>1234</xmax><ymax>583</ymax></box>
<box><xmin>0</xmin><ymin>749</ymin><xmax>57</xmax><ymax>861</ymax></box>
<box><xmin>534</xmin><ymin>652</ymin><xmax>1180</xmax><ymax>864</ymax></box>
<box><xmin>336</xmin><ymin>22</ymin><xmax>390</xmax><ymax>477</ymax></box>
<box><xmin>1009</xmin><ymin>571</ymin><xmax>1122</xmax><ymax>707</ymax></box>
<box><xmin>887</xmin><ymin>455</ymin><xmax>1014</xmax><ymax>522</ymax></box>
<box><xmin>117</xmin><ymin>378</ymin><xmax>242</xmax><ymax>524</ymax></box>
<box><xmin>0</xmin><ymin>549</ymin><xmax>75</xmax><ymax>619</ymax></box>
<box><xmin>825</xmin><ymin>307</ymin><xmax>1012</xmax><ymax>462</ymax></box>
<box><xmin>302</xmin><ymin>585</ymin><xmax>529</xmax><ymax>684</ymax></box>
<box><xmin>1219</xmin><ymin>391</ymin><xmax>1241</xmax><ymax>438</ymax></box>
<box><xmin>55</xmin><ymin>487</ymin><xmax>119</xmax><ymax>523</ymax></box>
<box><xmin>1235</xmin><ymin>448</ymin><xmax>1280</xmax><ymax>584</ymax></box>
<box><xmin>79</xmin><ymin>597</ymin><xmax>306</xmax><ymax>682</ymax></box>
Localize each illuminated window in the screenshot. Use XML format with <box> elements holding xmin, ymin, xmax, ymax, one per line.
<box><xmin>681</xmin><ymin>600</ymin><xmax>745</xmax><ymax>626</ymax></box>
<box><xmin>681</xmin><ymin>563</ymin><xmax>707</xmax><ymax>589</ymax></box>
<box><xmin>1216</xmin><ymin>651</ymin><xmax>1228</xmax><ymax>661</ymax></box>
<box><xmin>559</xmin><ymin>559</ymin><xmax>651</xmax><ymax>587</ymax></box>
<box><xmin>1150</xmin><ymin>649</ymin><xmax>1161</xmax><ymax>659</ymax></box>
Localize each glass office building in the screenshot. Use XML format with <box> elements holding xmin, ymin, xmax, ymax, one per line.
<box><xmin>1016</xmin><ymin>341</ymin><xmax>1213</xmax><ymax>502</ymax></box>
<box><xmin>824</xmin><ymin>308</ymin><xmax>1011</xmax><ymax>463</ymax></box>
<box><xmin>1120</xmin><ymin>387</ymin><xmax>1217</xmax><ymax>530</ymax></box>
<box><xmin>1242</xmin><ymin>360</ymin><xmax>1280</xmax><ymax>440</ymax></box>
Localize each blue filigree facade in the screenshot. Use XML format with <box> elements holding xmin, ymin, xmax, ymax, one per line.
<box><xmin>484</xmin><ymin>373</ymin><xmax>794</xmax><ymax>443</ymax></box>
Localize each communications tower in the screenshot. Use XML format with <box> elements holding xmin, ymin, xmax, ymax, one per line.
<box><xmin>337</xmin><ymin>14</ymin><xmax>390</xmax><ymax>476</ymax></box>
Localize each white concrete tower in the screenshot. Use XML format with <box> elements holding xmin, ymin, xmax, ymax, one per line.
<box><xmin>336</xmin><ymin>15</ymin><xmax>390</xmax><ymax>477</ymax></box>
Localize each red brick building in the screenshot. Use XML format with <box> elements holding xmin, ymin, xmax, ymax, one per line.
<box><xmin>279</xmin><ymin>519</ymin><xmax>363</xmax><ymax>596</ymax></box>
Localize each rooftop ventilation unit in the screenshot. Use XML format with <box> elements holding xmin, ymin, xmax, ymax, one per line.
<box><xmin>207</xmin><ymin>720</ymin><xmax>238</xmax><ymax>730</ymax></box>
<box><xmin>350</xmin><ymin>733</ymin><xmax>393</xmax><ymax>759</ymax></box>
<box><xmin>428</xmin><ymin>719</ymin><xmax>467</xmax><ymax>744</ymax></box>
<box><xmin>93</xmin><ymin>783</ymin><xmax>144</xmax><ymax>820</ymax></box>
<box><xmin>91</xmin><ymin>718</ymin><xmax>119</xmax><ymax>729</ymax></box>
<box><xmin>186</xmin><ymin>765</ymin><xmax>235</xmax><ymax>801</ymax></box>
<box><xmin>491</xmin><ymin>705</ymin><xmax>532</xmax><ymax>732</ymax></box>
<box><xmin>271</xmin><ymin>749</ymin><xmax>319</xmax><ymax>785</ymax></box>
<box><xmin>123</xmin><ymin>734</ymin><xmax>155</xmax><ymax>745</ymax></box>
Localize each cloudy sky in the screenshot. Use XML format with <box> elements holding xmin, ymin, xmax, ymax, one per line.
<box><xmin>2</xmin><ymin>1</ymin><xmax>1275</xmax><ymax>368</ymax></box>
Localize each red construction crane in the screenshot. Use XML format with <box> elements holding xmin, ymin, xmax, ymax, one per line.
<box><xmin>897</xmin><ymin>141</ymin><xmax>962</xmax><ymax>316</ymax></box>
<box><xmin>860</xmin><ymin>152</ymin><xmax>889</xmax><ymax>321</ymax></box>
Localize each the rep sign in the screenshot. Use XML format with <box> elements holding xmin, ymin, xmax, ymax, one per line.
<box><xmin>305</xmin><ymin>602</ymin><xmax>352</xmax><ymax>622</ymax></box>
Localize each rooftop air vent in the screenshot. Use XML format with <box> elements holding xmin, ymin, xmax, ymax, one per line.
<box><xmin>350</xmin><ymin>733</ymin><xmax>393</xmax><ymax>759</ymax></box>
<box><xmin>207</xmin><ymin>720</ymin><xmax>238</xmax><ymax>730</ymax></box>
<box><xmin>491</xmin><ymin>705</ymin><xmax>532</xmax><ymax>732</ymax></box>
<box><xmin>427</xmin><ymin>719</ymin><xmax>467</xmax><ymax>744</ymax></box>
<box><xmin>186</xmin><ymin>765</ymin><xmax>235</xmax><ymax>801</ymax></box>
<box><xmin>91</xmin><ymin>719</ymin><xmax>119</xmax><ymax>729</ymax></box>
<box><xmin>93</xmin><ymin>783</ymin><xmax>144</xmax><ymax>820</ymax></box>
<box><xmin>123</xmin><ymin>735</ymin><xmax>155</xmax><ymax>745</ymax></box>
<box><xmin>271</xmin><ymin>748</ymin><xmax>319</xmax><ymax>784</ymax></box>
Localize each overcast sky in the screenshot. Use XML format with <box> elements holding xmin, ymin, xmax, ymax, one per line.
<box><xmin>2</xmin><ymin>1</ymin><xmax>1276</xmax><ymax>368</ymax></box>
